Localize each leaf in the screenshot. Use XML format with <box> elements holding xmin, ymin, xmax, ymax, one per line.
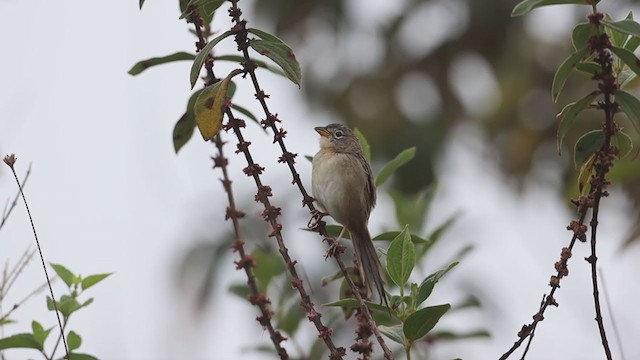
<box><xmin>247</xmin><ymin>28</ymin><xmax>302</xmax><ymax>87</ymax></box>
<box><xmin>228</xmin><ymin>283</ymin><xmax>251</xmax><ymax>300</ymax></box>
<box><xmin>128</xmin><ymin>52</ymin><xmax>195</xmax><ymax>76</ymax></box>
<box><xmin>373</xmin><ymin>231</ymin><xmax>429</xmax><ymax>244</ymax></box>
<box><xmin>81</xmin><ymin>273</ymin><xmax>113</xmax><ymax>291</ymax></box>
<box><xmin>577</xmin><ymin>153</ymin><xmax>596</xmax><ymax>195</ymax></box>
<box><xmin>603</xmin><ymin>18</ymin><xmax>640</xmax><ymax>40</ymax></box>
<box><xmin>403</xmin><ymin>304</ymin><xmax>451</xmax><ymax>341</ymax></box>
<box><xmin>354</xmin><ymin>128</ymin><xmax>371</xmax><ymax>162</ymax></box>
<box><xmin>0</xmin><ymin>319</ymin><xmax>14</xmax><ymax>326</ymax></box>
<box><xmin>0</xmin><ymin>333</ymin><xmax>41</xmax><ymax>350</ymax></box>
<box><xmin>179</xmin><ymin>0</ymin><xmax>226</xmax><ymax>20</ymax></box>
<box><xmin>624</xmin><ymin>35</ymin><xmax>640</xmax><ymax>52</ymax></box>
<box><xmin>386</xmin><ymin>226</ymin><xmax>415</xmax><ymax>288</ymax></box>
<box><xmin>556</xmin><ymin>91</ymin><xmax>599</xmax><ymax>154</ymax></box>
<box><xmin>575</xmin><ymin>62</ymin><xmax>601</xmax><ymax>75</ymax></box>
<box><xmin>31</xmin><ymin>321</ymin><xmax>52</xmax><ymax>349</ymax></box>
<box><xmin>378</xmin><ymin>325</ymin><xmax>406</xmax><ymax>346</ymax></box>
<box><xmin>616</xmin><ymin>89</ymin><xmax>640</xmax><ymax>135</ymax></box>
<box><xmin>572</xmin><ymin>23</ymin><xmax>598</xmax><ymax>50</ymax></box>
<box><xmin>611</xmin><ymin>46</ymin><xmax>640</xmax><ymax>77</ymax></box>
<box><xmin>416</xmin><ymin>262</ymin><xmax>459</xmax><ymax>305</ymax></box>
<box><xmin>174</xmin><ymin>89</ymin><xmax>203</xmax><ymax>153</ymax></box>
<box><xmin>189</xmin><ymin>30</ymin><xmax>233</xmax><ymax>88</ymax></box>
<box><xmin>230</xmin><ymin>103</ymin><xmax>262</xmax><ymax>127</ymax></box>
<box><xmin>59</xmin><ymin>296</ymin><xmax>83</xmax><ymax>318</ymax></box>
<box><xmin>604</xmin><ymin>15</ymin><xmax>629</xmax><ymax>48</ymax></box>
<box><xmin>417</xmin><ymin>213</ymin><xmax>459</xmax><ymax>260</ymax></box>
<box><xmin>322</xmin><ymin>298</ymin><xmax>390</xmax><ymax>314</ymax></box>
<box><xmin>574</xmin><ymin>130</ymin><xmax>605</xmax><ymax>168</ymax></box>
<box><xmin>375</xmin><ymin>147</ymin><xmax>416</xmax><ymax>187</ymax></box>
<box><xmin>612</xmin><ymin>131</ymin><xmax>633</xmax><ymax>159</ymax></box>
<box><xmin>252</xmin><ymin>249</ymin><xmax>285</xmax><ymax>292</ymax></box>
<box><xmin>389</xmin><ymin>186</ymin><xmax>435</xmax><ymax>233</ymax></box>
<box><xmin>552</xmin><ymin>48</ymin><xmax>588</xmax><ymax>102</ymax></box>
<box><xmin>430</xmin><ymin>329</ymin><xmax>491</xmax><ymax>340</ymax></box>
<box><xmin>511</xmin><ymin>0</ymin><xmax>588</xmax><ymax>17</ymax></box>
<box><xmin>67</xmin><ymin>331</ymin><xmax>82</xmax><ymax>351</ymax></box>
<box><xmin>619</xmin><ymin>68</ymin><xmax>637</xmax><ymax>89</ymax></box>
<box><xmin>50</xmin><ymin>263</ymin><xmax>76</xmax><ymax>288</ymax></box>
<box><xmin>277</xmin><ymin>303</ymin><xmax>305</xmax><ymax>336</ymax></box>
<box><xmin>194</xmin><ymin>70</ymin><xmax>239</xmax><ymax>140</ymax></box>
<box><xmin>215</xmin><ymin>54</ymin><xmax>286</xmax><ymax>77</ymax></box>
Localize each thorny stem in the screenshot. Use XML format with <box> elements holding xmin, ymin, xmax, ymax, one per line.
<box><xmin>227</xmin><ymin>1</ymin><xmax>394</xmax><ymax>358</ymax></box>
<box><xmin>224</xmin><ymin>109</ymin><xmax>346</xmax><ymax>359</ymax></box>
<box><xmin>212</xmin><ymin>135</ymin><xmax>289</xmax><ymax>359</ymax></box>
<box><xmin>187</xmin><ymin>10</ymin><xmax>289</xmax><ymax>359</ymax></box>
<box><xmin>501</xmin><ymin>8</ymin><xmax>616</xmax><ymax>360</ymax></box>
<box><xmin>2</xmin><ymin>156</ymin><xmax>69</xmax><ymax>359</ymax></box>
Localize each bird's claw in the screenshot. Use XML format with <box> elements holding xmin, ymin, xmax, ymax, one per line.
<box><xmin>307</xmin><ymin>209</ymin><xmax>328</xmax><ymax>229</ymax></box>
<box><xmin>324</xmin><ymin>240</ymin><xmax>345</xmax><ymax>260</ymax></box>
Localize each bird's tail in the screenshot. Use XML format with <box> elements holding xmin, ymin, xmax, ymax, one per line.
<box><xmin>351</xmin><ymin>227</ymin><xmax>388</xmax><ymax>308</ymax></box>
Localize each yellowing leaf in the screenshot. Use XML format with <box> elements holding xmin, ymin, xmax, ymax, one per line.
<box><xmin>193</xmin><ymin>70</ymin><xmax>240</xmax><ymax>141</ymax></box>
<box><xmin>577</xmin><ymin>153</ymin><xmax>596</xmax><ymax>195</ymax></box>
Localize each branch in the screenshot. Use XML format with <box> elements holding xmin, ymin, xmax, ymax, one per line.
<box><xmin>0</xmin><ymin>163</ymin><xmax>31</xmax><ymax>232</ymax></box>
<box><xmin>187</xmin><ymin>10</ymin><xmax>289</xmax><ymax>359</ymax></box>
<box><xmin>226</xmin><ymin>2</ymin><xmax>394</xmax><ymax>358</ymax></box>
<box><xmin>212</xmin><ymin>135</ymin><xmax>289</xmax><ymax>359</ymax></box>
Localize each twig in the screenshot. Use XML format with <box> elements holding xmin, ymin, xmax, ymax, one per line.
<box><xmin>224</xmin><ymin>110</ymin><xmax>346</xmax><ymax>359</ymax></box>
<box><xmin>2</xmin><ymin>155</ymin><xmax>69</xmax><ymax>359</ymax></box>
<box><xmin>226</xmin><ymin>2</ymin><xmax>394</xmax><ymax>358</ymax></box>
<box><xmin>0</xmin><ymin>163</ymin><xmax>31</xmax><ymax>232</ymax></box>
<box><xmin>519</xmin><ymin>294</ymin><xmax>545</xmax><ymax>359</ymax></box>
<box><xmin>0</xmin><ymin>277</ymin><xmax>56</xmax><ymax>323</ymax></box>
<box><xmin>212</xmin><ymin>135</ymin><xmax>289</xmax><ymax>359</ymax></box>
<box><xmin>0</xmin><ymin>246</ymin><xmax>35</xmax><ymax>300</ymax></box>
<box><xmin>187</xmin><ymin>9</ymin><xmax>291</xmax><ymax>359</ymax></box>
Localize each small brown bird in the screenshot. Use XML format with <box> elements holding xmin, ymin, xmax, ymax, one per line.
<box><xmin>312</xmin><ymin>123</ymin><xmax>387</xmax><ymax>305</ymax></box>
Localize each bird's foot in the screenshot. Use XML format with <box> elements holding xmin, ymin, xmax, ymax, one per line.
<box><xmin>307</xmin><ymin>209</ymin><xmax>328</xmax><ymax>229</ymax></box>
<box><xmin>324</xmin><ymin>240</ymin><xmax>346</xmax><ymax>260</ymax></box>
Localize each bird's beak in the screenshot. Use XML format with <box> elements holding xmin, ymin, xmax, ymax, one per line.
<box><xmin>314</xmin><ymin>126</ymin><xmax>331</xmax><ymax>137</ymax></box>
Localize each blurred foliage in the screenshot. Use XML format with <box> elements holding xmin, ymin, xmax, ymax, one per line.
<box><xmin>250</xmin><ymin>0</ymin><xmax>640</xmax><ymax>245</ymax></box>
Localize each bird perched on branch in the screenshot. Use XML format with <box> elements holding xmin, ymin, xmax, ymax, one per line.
<box><xmin>311</xmin><ymin>123</ymin><xmax>387</xmax><ymax>306</ymax></box>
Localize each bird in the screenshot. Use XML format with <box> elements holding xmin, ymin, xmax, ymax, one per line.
<box><xmin>311</xmin><ymin>123</ymin><xmax>388</xmax><ymax>306</ymax></box>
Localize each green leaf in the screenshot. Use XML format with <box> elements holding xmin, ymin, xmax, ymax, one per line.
<box><xmin>215</xmin><ymin>54</ymin><xmax>287</xmax><ymax>77</ymax></box>
<box><xmin>174</xmin><ymin>89</ymin><xmax>203</xmax><ymax>153</ymax></box>
<box><xmin>386</xmin><ymin>226</ymin><xmax>415</xmax><ymax>288</ymax></box>
<box><xmin>511</xmin><ymin>0</ymin><xmax>588</xmax><ymax>17</ymax></box>
<box><xmin>0</xmin><ymin>319</ymin><xmax>15</xmax><ymax>326</ymax></box>
<box><xmin>403</xmin><ymin>304</ymin><xmax>451</xmax><ymax>341</ymax></box>
<box><xmin>611</xmin><ymin>46</ymin><xmax>640</xmax><ymax>77</ymax></box>
<box><xmin>322</xmin><ymin>298</ymin><xmax>391</xmax><ymax>314</ymax></box>
<box><xmin>616</xmin><ymin>89</ymin><xmax>640</xmax><ymax>135</ymax></box>
<box><xmin>0</xmin><ymin>333</ymin><xmax>41</xmax><ymax>350</ymax></box>
<box><xmin>81</xmin><ymin>273</ymin><xmax>113</xmax><ymax>291</ymax></box>
<box><xmin>556</xmin><ymin>91</ymin><xmax>599</xmax><ymax>154</ymax></box>
<box><xmin>417</xmin><ymin>213</ymin><xmax>459</xmax><ymax>260</ymax></box>
<box><xmin>572</xmin><ymin>23</ymin><xmax>598</xmax><ymax>50</ymax></box>
<box><xmin>375</xmin><ymin>147</ymin><xmax>416</xmax><ymax>187</ymax></box>
<box><xmin>128</xmin><ymin>52</ymin><xmax>195</xmax><ymax>76</ymax></box>
<box><xmin>612</xmin><ymin>131</ymin><xmax>633</xmax><ymax>159</ymax></box>
<box><xmin>389</xmin><ymin>186</ymin><xmax>435</xmax><ymax>233</ymax></box>
<box><xmin>31</xmin><ymin>321</ymin><xmax>52</xmax><ymax>349</ymax></box>
<box><xmin>378</xmin><ymin>325</ymin><xmax>406</xmax><ymax>346</ymax></box>
<box><xmin>430</xmin><ymin>329</ymin><xmax>491</xmax><ymax>340</ymax></box>
<box><xmin>619</xmin><ymin>69</ymin><xmax>637</xmax><ymax>89</ymax></box>
<box><xmin>277</xmin><ymin>302</ymin><xmax>306</xmax><ymax>336</ymax></box>
<box><xmin>416</xmin><ymin>262</ymin><xmax>459</xmax><ymax>305</ymax></box>
<box><xmin>59</xmin><ymin>297</ymin><xmax>82</xmax><ymax>318</ymax></box>
<box><xmin>604</xmin><ymin>15</ymin><xmax>629</xmax><ymax>48</ymax></box>
<box><xmin>189</xmin><ymin>30</ymin><xmax>233</xmax><ymax>88</ymax></box>
<box><xmin>68</xmin><ymin>353</ymin><xmax>99</xmax><ymax>360</ymax></box>
<box><xmin>228</xmin><ymin>283</ymin><xmax>251</xmax><ymax>300</ymax></box>
<box><xmin>194</xmin><ymin>70</ymin><xmax>239</xmax><ymax>140</ymax></box>
<box><xmin>354</xmin><ymin>128</ymin><xmax>371</xmax><ymax>162</ymax></box>
<box><xmin>603</xmin><ymin>18</ymin><xmax>640</xmax><ymax>40</ymax></box>
<box><xmin>230</xmin><ymin>103</ymin><xmax>262</xmax><ymax>127</ymax></box>
<box><xmin>373</xmin><ymin>231</ymin><xmax>429</xmax><ymax>244</ymax></box>
<box><xmin>179</xmin><ymin>0</ymin><xmax>226</xmax><ymax>20</ymax></box>
<box><xmin>552</xmin><ymin>48</ymin><xmax>588</xmax><ymax>102</ymax></box>
<box><xmin>575</xmin><ymin>62</ymin><xmax>601</xmax><ymax>75</ymax></box>
<box><xmin>624</xmin><ymin>35</ymin><xmax>640</xmax><ymax>52</ymax></box>
<box><xmin>50</xmin><ymin>263</ymin><xmax>76</xmax><ymax>288</ymax></box>
<box><xmin>247</xmin><ymin>28</ymin><xmax>302</xmax><ymax>87</ymax></box>
<box><xmin>252</xmin><ymin>249</ymin><xmax>285</xmax><ymax>292</ymax></box>
<box><xmin>574</xmin><ymin>130</ymin><xmax>605</xmax><ymax>168</ymax></box>
<box><xmin>68</xmin><ymin>331</ymin><xmax>82</xmax><ymax>351</ymax></box>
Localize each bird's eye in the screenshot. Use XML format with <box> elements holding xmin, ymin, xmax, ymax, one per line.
<box><xmin>334</xmin><ymin>130</ymin><xmax>344</xmax><ymax>139</ymax></box>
